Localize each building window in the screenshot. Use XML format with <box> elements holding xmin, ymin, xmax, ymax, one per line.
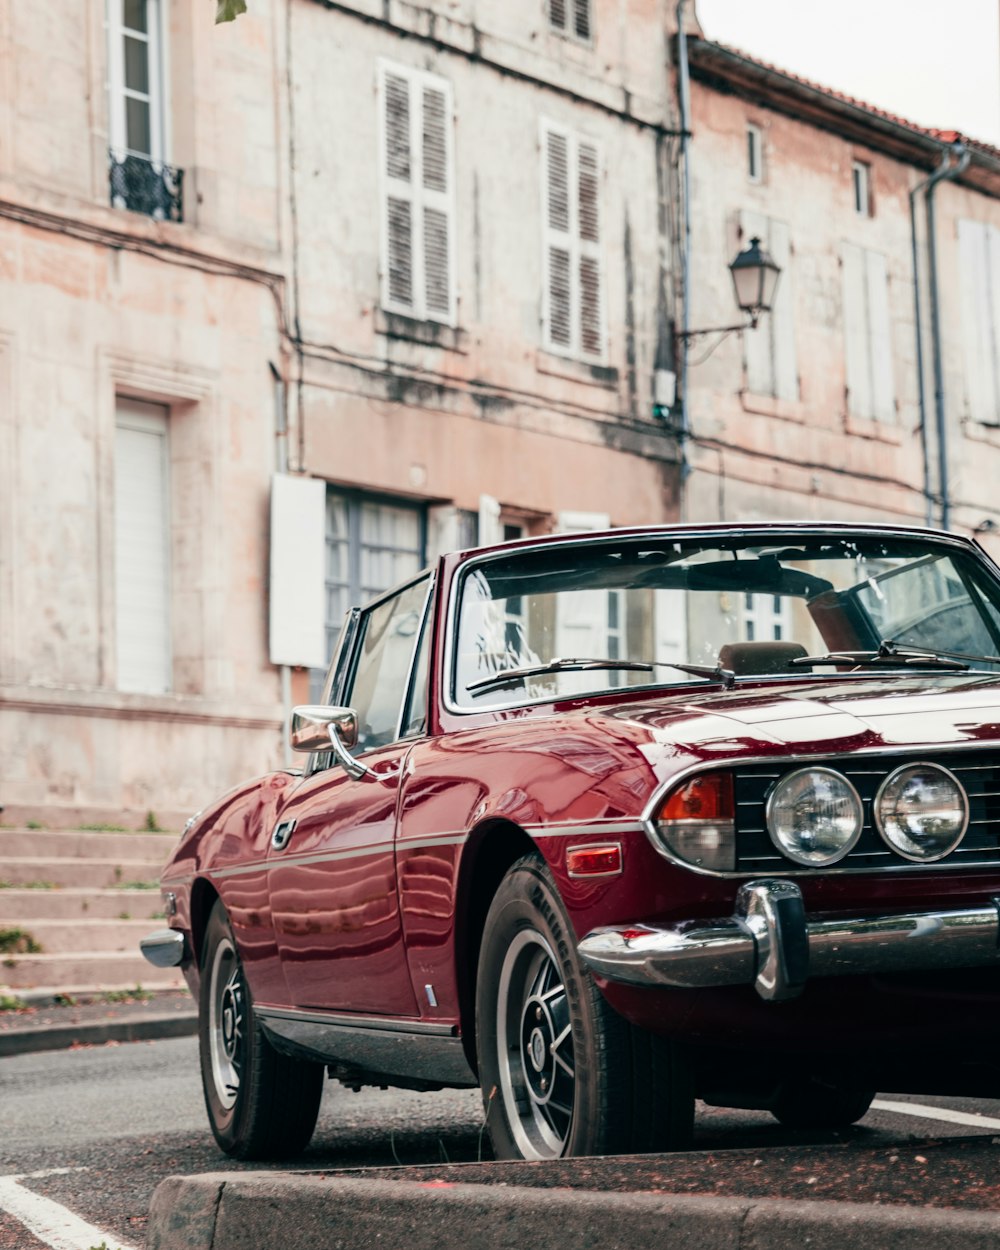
<box><xmin>541</xmin><ymin>121</ymin><xmax>605</xmax><ymax>362</ymax></box>
<box><xmin>378</xmin><ymin>61</ymin><xmax>456</xmax><ymax>325</ymax></box>
<box><xmin>842</xmin><ymin>242</ymin><xmax>894</xmax><ymax>422</ymax></box>
<box><xmin>743</xmin><ymin>593</ymin><xmax>788</xmax><ymax>642</ymax></box>
<box><xmin>106</xmin><ymin>0</ymin><xmax>183</xmax><ymax>221</ymax></box>
<box><xmin>548</xmin><ymin>0</ymin><xmax>592</xmax><ymax>40</ymax></box>
<box><xmin>958</xmin><ymin>219</ymin><xmax>1000</xmax><ymax>424</ymax></box>
<box><xmin>747</xmin><ymin>125</ymin><xmax>763</xmax><ymax>183</ymax></box>
<box><xmin>852</xmin><ymin>160</ymin><xmax>871</xmax><ymax>217</ymax></box>
<box><xmin>314</xmin><ymin>490</ymin><xmax>426</xmax><ymax>697</ymax></box>
<box><xmin>739</xmin><ymin>211</ymin><xmax>797</xmax><ymax>401</ymax></box>
<box><xmin>114</xmin><ymin>398</ymin><xmax>171</xmax><ymax>694</ymax></box>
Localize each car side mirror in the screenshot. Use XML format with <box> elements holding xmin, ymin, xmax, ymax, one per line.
<box><xmin>290</xmin><ymin>706</ymin><xmax>372</xmax><ymax>780</ymax></box>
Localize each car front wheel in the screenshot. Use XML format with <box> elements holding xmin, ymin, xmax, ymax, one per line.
<box><xmin>198</xmin><ymin>899</ymin><xmax>323</xmax><ymax>1159</ymax></box>
<box><xmin>476</xmin><ymin>854</ymin><xmax>694</xmax><ymax>1160</ymax></box>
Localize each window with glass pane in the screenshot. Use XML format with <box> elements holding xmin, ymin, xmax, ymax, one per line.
<box><xmin>348</xmin><ymin>578</ymin><xmax>430</xmax><ymax>750</ymax></box>
<box><xmin>312</xmin><ymin>489</ymin><xmax>426</xmax><ymax>699</ymax></box>
<box><xmin>107</xmin><ymin>0</ymin><xmax>162</xmax><ymax>161</ymax></box>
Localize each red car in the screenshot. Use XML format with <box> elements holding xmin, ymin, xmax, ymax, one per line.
<box><xmin>142</xmin><ymin>523</ymin><xmax>1000</xmax><ymax>1161</ymax></box>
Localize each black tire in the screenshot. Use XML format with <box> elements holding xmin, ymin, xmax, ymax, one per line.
<box><xmin>475</xmin><ymin>854</ymin><xmax>694</xmax><ymax>1160</ymax></box>
<box><xmin>769</xmin><ymin>1080</ymin><xmax>875</xmax><ymax>1130</ymax></box>
<box><xmin>198</xmin><ymin>899</ymin><xmax>323</xmax><ymax>1159</ymax></box>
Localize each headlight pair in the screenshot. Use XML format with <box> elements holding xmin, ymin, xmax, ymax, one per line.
<box><xmin>766</xmin><ymin>762</ymin><xmax>969</xmax><ymax>866</ymax></box>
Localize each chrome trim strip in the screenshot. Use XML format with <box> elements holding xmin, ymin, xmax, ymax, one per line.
<box><xmin>642</xmin><ymin>742</ymin><xmax>1000</xmax><ymax>879</ymax></box>
<box><xmin>442</xmin><ymin>523</ymin><xmax>984</xmax><ymax>717</ymax></box>
<box><xmin>524</xmin><ymin>819</ymin><xmax>645</xmax><ymax>840</ymax></box>
<box><xmin>255</xmin><ymin>1005</ymin><xmax>456</xmax><ymax>1036</ymax></box>
<box><xmin>398</xmin><ymin>834</ymin><xmax>467</xmax><ymax>852</ymax></box>
<box><xmin>139</xmin><ymin>928</ymin><xmax>187</xmax><ymax>968</ymax></box>
<box><xmin>579</xmin><ymin>879</ymin><xmax>1000</xmax><ymax>1003</ymax></box>
<box><xmin>256</xmin><ymin>1008</ymin><xmax>476</xmax><ymax>1087</ymax></box>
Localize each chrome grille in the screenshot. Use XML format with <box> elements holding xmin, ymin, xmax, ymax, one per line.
<box><xmin>734</xmin><ymin>752</ymin><xmax>1000</xmax><ymax>873</ymax></box>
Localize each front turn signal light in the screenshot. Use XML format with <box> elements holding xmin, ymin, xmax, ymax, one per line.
<box><xmin>652</xmin><ymin>771</ymin><xmax>736</xmax><ymax>872</ymax></box>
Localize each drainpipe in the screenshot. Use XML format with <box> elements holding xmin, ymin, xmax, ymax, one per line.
<box><xmin>674</xmin><ymin>0</ymin><xmax>692</xmax><ymax>517</ymax></box>
<box><xmin>911</xmin><ymin>142</ymin><xmax>969</xmax><ymax>530</ymax></box>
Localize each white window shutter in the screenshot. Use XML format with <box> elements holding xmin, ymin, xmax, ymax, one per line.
<box><xmin>988</xmin><ymin>226</ymin><xmax>1000</xmax><ymax>421</ymax></box>
<box><xmin>577</xmin><ymin>140</ymin><xmax>603</xmax><ymax>358</ymax></box>
<box><xmin>543</xmin><ymin>126</ymin><xmax>573</xmax><ymax>350</ymax></box>
<box><xmin>115</xmin><ymin>400</ymin><xmax>171</xmax><ymax>694</ymax></box>
<box><xmin>768</xmin><ymin>220</ymin><xmax>797</xmax><ymax>402</ymax></box>
<box><xmin>379</xmin><ymin>63</ymin><xmax>455</xmax><ymax>325</ymax></box>
<box><xmin>478</xmin><ymin>494</ymin><xmax>503</xmax><ymax>548</ymax></box>
<box><xmin>542</xmin><ymin>124</ymin><xmax>604</xmax><ymax>361</ymax></box>
<box><xmin>866</xmin><ymin>250</ymin><xmax>895</xmax><ymax>422</ymax></box>
<box><xmin>573</xmin><ymin>0</ymin><xmax>591</xmax><ymax>39</ymax></box>
<box><xmin>842</xmin><ymin>241</ymin><xmax>872</xmax><ymax>419</ymax></box>
<box><xmin>382</xmin><ymin>68</ymin><xmax>414</xmax><ymax>312</ymax></box>
<box><xmin>549</xmin><ymin>0</ymin><xmax>567</xmax><ymax>30</ymax></box>
<box><xmin>421</xmin><ymin>81</ymin><xmax>454</xmax><ymax>322</ymax></box>
<box><xmin>269</xmin><ymin>473</ymin><xmax>327</xmax><ymax>669</ymax></box>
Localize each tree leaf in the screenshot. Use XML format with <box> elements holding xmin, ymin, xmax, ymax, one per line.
<box><xmin>215</xmin><ymin>0</ymin><xmax>247</xmax><ymax>22</ymax></box>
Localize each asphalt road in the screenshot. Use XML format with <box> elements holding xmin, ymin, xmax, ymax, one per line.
<box><xmin>2</xmin><ymin>1036</ymin><xmax>1000</xmax><ymax>1249</ymax></box>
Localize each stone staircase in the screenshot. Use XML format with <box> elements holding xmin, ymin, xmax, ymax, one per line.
<box><xmin>0</xmin><ymin>822</ymin><xmax>185</xmax><ymax>1000</ymax></box>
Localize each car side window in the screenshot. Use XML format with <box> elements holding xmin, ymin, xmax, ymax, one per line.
<box><xmin>347</xmin><ymin>578</ymin><xmax>429</xmax><ymax>751</ymax></box>
<box><xmin>401</xmin><ymin>590</ymin><xmax>433</xmax><ymax>738</ymax></box>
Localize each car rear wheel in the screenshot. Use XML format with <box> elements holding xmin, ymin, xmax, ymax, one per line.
<box><xmin>198</xmin><ymin>899</ymin><xmax>323</xmax><ymax>1159</ymax></box>
<box><xmin>769</xmin><ymin>1079</ymin><xmax>875</xmax><ymax>1130</ymax></box>
<box><xmin>476</xmin><ymin>854</ymin><xmax>694</xmax><ymax>1160</ymax></box>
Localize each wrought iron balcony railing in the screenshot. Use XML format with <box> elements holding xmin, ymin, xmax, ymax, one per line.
<box><xmin>108</xmin><ymin>151</ymin><xmax>184</xmax><ymax>223</ymax></box>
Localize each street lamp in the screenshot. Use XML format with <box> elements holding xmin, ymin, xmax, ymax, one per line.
<box><xmin>680</xmin><ymin>236</ymin><xmax>782</xmax><ymax>341</ymax></box>
<box><xmin>653</xmin><ymin>237</ymin><xmax>782</xmax><ymax>416</ymax></box>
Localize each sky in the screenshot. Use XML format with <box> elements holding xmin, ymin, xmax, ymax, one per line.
<box><xmin>694</xmin><ymin>0</ymin><xmax>1000</xmax><ymax>148</ymax></box>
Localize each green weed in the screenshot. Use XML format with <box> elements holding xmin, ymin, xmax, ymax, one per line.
<box><xmin>0</xmin><ymin>928</ymin><xmax>41</xmax><ymax>954</ymax></box>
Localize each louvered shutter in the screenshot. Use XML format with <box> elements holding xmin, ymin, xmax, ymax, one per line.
<box><xmin>379</xmin><ymin>64</ymin><xmax>455</xmax><ymax>324</ymax></box>
<box><xmin>577</xmin><ymin>140</ymin><xmax>603</xmax><ymax>358</ymax></box>
<box><xmin>842</xmin><ymin>241</ymin><xmax>872</xmax><ymax>419</ymax></box>
<box><xmin>421</xmin><ymin>82</ymin><xmax>453</xmax><ymax>321</ymax></box>
<box><xmin>573</xmin><ymin>0</ymin><xmax>591</xmax><ymax>39</ymax></box>
<box><xmin>866</xmin><ymin>250</ymin><xmax>895</xmax><ymax>422</ymax></box>
<box><xmin>543</xmin><ymin>123</ymin><xmax>604</xmax><ymax>360</ymax></box>
<box><xmin>382</xmin><ymin>69</ymin><xmax>414</xmax><ymax>311</ymax></box>
<box><xmin>544</xmin><ymin>127</ymin><xmax>573</xmax><ymax>349</ymax></box>
<box><xmin>549</xmin><ymin>0</ymin><xmax>567</xmax><ymax>31</ymax></box>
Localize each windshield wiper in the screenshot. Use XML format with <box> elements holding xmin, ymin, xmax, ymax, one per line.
<box><xmin>465</xmin><ymin>656</ymin><xmax>734</xmax><ymax>697</ymax></box>
<box><xmin>789</xmin><ymin>639</ymin><xmax>970</xmax><ymax>671</ymax></box>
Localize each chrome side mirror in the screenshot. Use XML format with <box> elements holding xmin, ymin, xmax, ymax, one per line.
<box><xmin>290</xmin><ymin>706</ymin><xmax>373</xmax><ymax>780</ymax></box>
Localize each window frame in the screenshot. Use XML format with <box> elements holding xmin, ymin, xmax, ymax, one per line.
<box><xmin>376</xmin><ymin>59</ymin><xmax>457</xmax><ymax>327</ymax></box>
<box><xmin>852</xmin><ymin>160</ymin><xmax>872</xmax><ymax>217</ymax></box>
<box><xmin>547</xmin><ymin>0</ymin><xmax>593</xmax><ymax>42</ymax></box>
<box><xmin>747</xmin><ymin>124</ymin><xmax>763</xmax><ymax>184</ymax></box>
<box><xmin>106</xmin><ymin>0</ymin><xmax>169</xmax><ymax>163</ymax></box>
<box><xmin>540</xmin><ymin>118</ymin><xmax>607</xmax><ymax>364</ymax></box>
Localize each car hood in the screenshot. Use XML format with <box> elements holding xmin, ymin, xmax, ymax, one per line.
<box><xmin>596</xmin><ymin>672</ymin><xmax>1000</xmax><ymax>772</ymax></box>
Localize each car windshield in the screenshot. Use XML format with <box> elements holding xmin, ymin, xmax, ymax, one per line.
<box><xmin>452</xmin><ymin>531</ymin><xmax>1000</xmax><ymax>707</ymax></box>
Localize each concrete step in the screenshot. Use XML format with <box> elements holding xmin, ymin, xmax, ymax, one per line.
<box><xmin>0</xmin><ymin>951</ymin><xmax>185</xmax><ymax>993</ymax></box>
<box><xmin>0</xmin><ymin>858</ymin><xmax>164</xmax><ymax>889</ymax></box>
<box><xmin>0</xmin><ymin>828</ymin><xmax>178</xmax><ymax>861</ymax></box>
<box><xmin>0</xmin><ymin>918</ymin><xmax>160</xmax><ymax>954</ymax></box>
<box><xmin>0</xmin><ymin>888</ymin><xmax>167</xmax><ymax>921</ymax></box>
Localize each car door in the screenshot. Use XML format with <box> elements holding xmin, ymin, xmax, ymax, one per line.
<box><xmin>266</xmin><ymin>574</ymin><xmax>432</xmax><ymax>1015</ymax></box>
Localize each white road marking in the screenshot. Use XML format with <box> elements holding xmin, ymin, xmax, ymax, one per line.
<box><xmin>872</xmin><ymin>1098</ymin><xmax>1000</xmax><ymax>1131</ymax></box>
<box><xmin>0</xmin><ymin>1168</ymin><xmax>137</xmax><ymax>1250</ymax></box>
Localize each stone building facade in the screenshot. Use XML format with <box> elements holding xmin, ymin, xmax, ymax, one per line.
<box><xmin>3</xmin><ymin>1</ymin><xmax>1000</xmax><ymax>823</ymax></box>
<box><xmin>0</xmin><ymin>0</ymin><xmax>686</xmax><ymax>823</ymax></box>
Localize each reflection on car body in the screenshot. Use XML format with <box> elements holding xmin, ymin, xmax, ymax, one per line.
<box><xmin>141</xmin><ymin>522</ymin><xmax>1000</xmax><ymax>1161</ymax></box>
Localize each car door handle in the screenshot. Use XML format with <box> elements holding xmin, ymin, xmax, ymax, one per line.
<box><xmin>271</xmin><ymin>819</ymin><xmax>296</xmax><ymax>851</ymax></box>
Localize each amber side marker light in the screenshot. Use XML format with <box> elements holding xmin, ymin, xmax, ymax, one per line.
<box><xmin>566</xmin><ymin>843</ymin><xmax>623</xmax><ymax>878</ymax></box>
<box><xmin>652</xmin><ymin>771</ymin><xmax>736</xmax><ymax>871</ymax></box>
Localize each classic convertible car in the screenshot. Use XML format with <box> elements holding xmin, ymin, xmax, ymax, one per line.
<box><xmin>142</xmin><ymin>522</ymin><xmax>1000</xmax><ymax>1161</ymax></box>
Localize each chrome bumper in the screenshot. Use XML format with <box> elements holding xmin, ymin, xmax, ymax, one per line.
<box><xmin>578</xmin><ymin>879</ymin><xmax>1000</xmax><ymax>1003</ymax></box>
<box><xmin>139</xmin><ymin>928</ymin><xmax>188</xmax><ymax>968</ymax></box>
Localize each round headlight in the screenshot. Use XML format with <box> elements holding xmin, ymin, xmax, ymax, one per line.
<box><xmin>766</xmin><ymin>767</ymin><xmax>863</xmax><ymax>867</ymax></box>
<box><xmin>875</xmin><ymin>763</ymin><xmax>968</xmax><ymax>862</ymax></box>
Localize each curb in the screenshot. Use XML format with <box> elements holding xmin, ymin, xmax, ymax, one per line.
<box><xmin>146</xmin><ymin>1172</ymin><xmax>1000</xmax><ymax>1250</ymax></box>
<box><xmin>0</xmin><ymin>1010</ymin><xmax>197</xmax><ymax>1057</ymax></box>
